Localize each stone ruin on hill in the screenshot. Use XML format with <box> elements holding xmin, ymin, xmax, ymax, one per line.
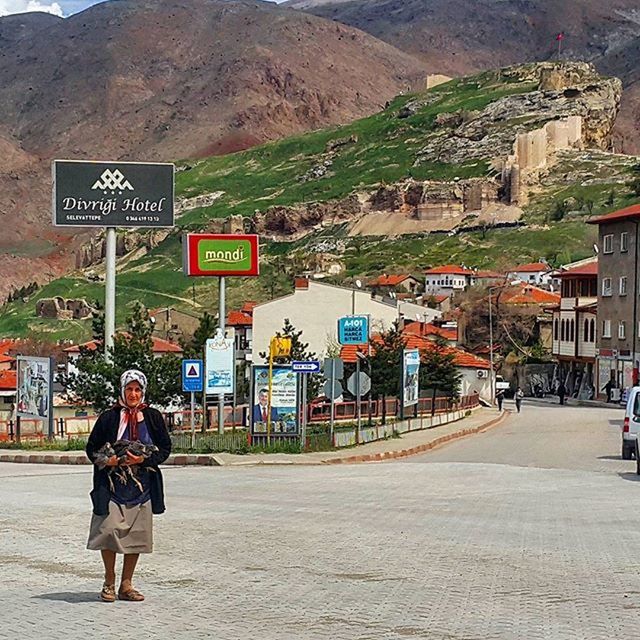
<box><xmin>36</xmin><ymin>297</ymin><xmax>95</xmax><ymax>320</ymax></box>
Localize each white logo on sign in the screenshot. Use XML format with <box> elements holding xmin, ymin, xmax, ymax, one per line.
<box><xmin>92</xmin><ymin>169</ymin><xmax>134</xmax><ymax>195</ymax></box>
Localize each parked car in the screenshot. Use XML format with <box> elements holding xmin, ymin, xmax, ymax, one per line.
<box><xmin>622</xmin><ymin>386</ymin><xmax>640</xmax><ymax>460</ymax></box>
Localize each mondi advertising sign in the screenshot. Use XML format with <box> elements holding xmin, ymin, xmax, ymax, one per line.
<box><xmin>52</xmin><ymin>160</ymin><xmax>174</xmax><ymax>228</ymax></box>
<box><xmin>183</xmin><ymin>233</ymin><xmax>259</xmax><ymax>277</ymax></box>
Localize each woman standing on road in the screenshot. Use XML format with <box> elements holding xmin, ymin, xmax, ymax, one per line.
<box><xmin>515</xmin><ymin>387</ymin><xmax>524</xmax><ymax>413</ymax></box>
<box><xmin>85</xmin><ymin>369</ymin><xmax>171</xmax><ymax>602</ymax></box>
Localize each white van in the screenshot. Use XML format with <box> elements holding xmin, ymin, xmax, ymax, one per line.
<box><xmin>622</xmin><ymin>386</ymin><xmax>640</xmax><ymax>460</ymax></box>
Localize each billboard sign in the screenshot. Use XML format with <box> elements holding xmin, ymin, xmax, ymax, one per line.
<box><xmin>337</xmin><ymin>315</ymin><xmax>369</xmax><ymax>345</ymax></box>
<box><xmin>53</xmin><ymin>160</ymin><xmax>174</xmax><ymax>228</ymax></box>
<box><xmin>16</xmin><ymin>356</ymin><xmax>53</xmax><ymax>420</ymax></box>
<box><xmin>402</xmin><ymin>348</ymin><xmax>420</xmax><ymax>408</ymax></box>
<box><xmin>182</xmin><ymin>359</ymin><xmax>204</xmax><ymax>393</ymax></box>
<box><xmin>205</xmin><ymin>331</ymin><xmax>235</xmax><ymax>395</ymax></box>
<box><xmin>183</xmin><ymin>234</ymin><xmax>259</xmax><ymax>277</ymax></box>
<box><xmin>251</xmin><ymin>365</ymin><xmax>299</xmax><ymax>435</ymax></box>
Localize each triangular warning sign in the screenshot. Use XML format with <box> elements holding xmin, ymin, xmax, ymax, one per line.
<box><xmin>188</xmin><ymin>365</ymin><xmax>198</xmax><ymax>377</ymax></box>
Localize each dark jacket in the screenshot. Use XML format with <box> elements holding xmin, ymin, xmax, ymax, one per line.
<box><xmin>86</xmin><ymin>406</ymin><xmax>172</xmax><ymax>516</ymax></box>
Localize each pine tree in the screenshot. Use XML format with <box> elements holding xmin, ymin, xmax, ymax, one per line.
<box><xmin>420</xmin><ymin>336</ymin><xmax>462</xmax><ymax>414</ymax></box>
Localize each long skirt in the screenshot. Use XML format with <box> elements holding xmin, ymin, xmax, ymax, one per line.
<box><xmin>87</xmin><ymin>500</ymin><xmax>153</xmax><ymax>554</ymax></box>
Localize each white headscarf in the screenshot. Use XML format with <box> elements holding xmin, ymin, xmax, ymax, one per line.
<box><xmin>118</xmin><ymin>369</ymin><xmax>148</xmax><ymax>440</ymax></box>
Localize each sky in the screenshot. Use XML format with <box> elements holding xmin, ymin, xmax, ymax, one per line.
<box><xmin>0</xmin><ymin>0</ymin><xmax>284</xmax><ymax>17</ymax></box>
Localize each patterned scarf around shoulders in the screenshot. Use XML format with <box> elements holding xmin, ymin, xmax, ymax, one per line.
<box><xmin>116</xmin><ymin>398</ymin><xmax>148</xmax><ymax>441</ymax></box>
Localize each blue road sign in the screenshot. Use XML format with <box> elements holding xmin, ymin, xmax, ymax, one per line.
<box><xmin>337</xmin><ymin>315</ymin><xmax>369</xmax><ymax>345</ymax></box>
<box><xmin>182</xmin><ymin>359</ymin><xmax>204</xmax><ymax>393</ymax></box>
<box><xmin>292</xmin><ymin>360</ymin><xmax>321</xmax><ymax>373</ymax></box>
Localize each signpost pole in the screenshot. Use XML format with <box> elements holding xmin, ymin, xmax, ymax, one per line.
<box><xmin>330</xmin><ymin>359</ymin><xmax>335</xmax><ymax>446</ymax></box>
<box><xmin>105</xmin><ymin>227</ymin><xmax>117</xmax><ymax>362</ymax></box>
<box><xmin>301</xmin><ymin>373</ymin><xmax>308</xmax><ymax>452</ymax></box>
<box><xmin>218</xmin><ymin>276</ymin><xmax>226</xmax><ymax>435</ymax></box>
<box><xmin>48</xmin><ymin>357</ymin><xmax>55</xmax><ymax>440</ymax></box>
<box><xmin>190</xmin><ymin>391</ymin><xmax>196</xmax><ymax>449</ymax></box>
<box><xmin>356</xmin><ymin>356</ymin><xmax>361</xmax><ymax>440</ymax></box>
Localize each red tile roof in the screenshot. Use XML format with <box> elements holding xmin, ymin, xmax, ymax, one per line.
<box><xmin>0</xmin><ymin>369</ymin><xmax>16</xmax><ymax>391</ymax></box>
<box><xmin>369</xmin><ymin>274</ymin><xmax>414</xmax><ymax>286</ymax></box>
<box><xmin>63</xmin><ymin>336</ymin><xmax>183</xmax><ymax>354</ymax></box>
<box><xmin>241</xmin><ymin>301</ymin><xmax>257</xmax><ymax>314</ymax></box>
<box><xmin>587</xmin><ymin>203</ymin><xmax>640</xmax><ymax>225</ymax></box>
<box><xmin>424</xmin><ymin>264</ymin><xmax>473</xmax><ymax>276</ymax></box>
<box><xmin>475</xmin><ymin>270</ymin><xmax>504</xmax><ymax>279</ymax></box>
<box><xmin>403</xmin><ymin>321</ymin><xmax>457</xmax><ymax>341</ymax></box>
<box><xmin>0</xmin><ymin>354</ymin><xmax>15</xmax><ymax>364</ymax></box>
<box><xmin>510</xmin><ymin>262</ymin><xmax>549</xmax><ymax>272</ymax></box>
<box><xmin>339</xmin><ymin>334</ymin><xmax>490</xmax><ymax>369</ymax></box>
<box><xmin>226</xmin><ymin>310</ymin><xmax>253</xmax><ymax>326</ymax></box>
<box><xmin>0</xmin><ymin>339</ymin><xmax>20</xmax><ymax>355</ymax></box>
<box><xmin>502</xmin><ymin>286</ymin><xmax>560</xmax><ymax>306</ymax></box>
<box><xmin>558</xmin><ymin>261</ymin><xmax>598</xmax><ymax>277</ymax></box>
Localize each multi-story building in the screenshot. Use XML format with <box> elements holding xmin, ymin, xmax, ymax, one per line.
<box><xmin>550</xmin><ymin>258</ymin><xmax>598</xmax><ymax>399</ymax></box>
<box><xmin>588</xmin><ymin>204</ymin><xmax>640</xmax><ymax>398</ymax></box>
<box><xmin>507</xmin><ymin>262</ymin><xmax>553</xmax><ymax>286</ymax></box>
<box><xmin>424</xmin><ymin>265</ymin><xmax>475</xmax><ymax>295</ymax></box>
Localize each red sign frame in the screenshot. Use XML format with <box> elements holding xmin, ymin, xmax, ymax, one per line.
<box><xmin>183</xmin><ymin>233</ymin><xmax>259</xmax><ymax>277</ymax></box>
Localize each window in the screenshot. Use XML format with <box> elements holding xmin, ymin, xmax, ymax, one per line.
<box><xmin>554</xmin><ymin>318</ymin><xmax>559</xmax><ymax>340</ymax></box>
<box><xmin>620</xmin><ymin>276</ymin><xmax>628</xmax><ymax>296</ymax></box>
<box><xmin>602</xmin><ymin>277</ymin><xmax>612</xmax><ymax>297</ymax></box>
<box><xmin>602</xmin><ymin>319</ymin><xmax>611</xmax><ymax>338</ymax></box>
<box><xmin>570</xmin><ymin>319</ymin><xmax>575</xmax><ymax>342</ymax></box>
<box><xmin>619</xmin><ymin>321</ymin><xmax>626</xmax><ymax>339</ymax></box>
<box><xmin>584</xmin><ymin>318</ymin><xmax>589</xmax><ymax>342</ymax></box>
<box><xmin>590</xmin><ymin>318</ymin><xmax>595</xmax><ymax>343</ymax></box>
<box><xmin>561</xmin><ymin>319</ymin><xmax>566</xmax><ymax>341</ymax></box>
<box><xmin>603</xmin><ymin>234</ymin><xmax>613</xmax><ymax>254</ymax></box>
<box><xmin>621</xmin><ymin>232</ymin><xmax>629</xmax><ymax>253</ymax></box>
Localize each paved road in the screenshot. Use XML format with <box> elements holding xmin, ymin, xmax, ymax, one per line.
<box><xmin>1</xmin><ymin>403</ymin><xmax>640</xmax><ymax>639</ymax></box>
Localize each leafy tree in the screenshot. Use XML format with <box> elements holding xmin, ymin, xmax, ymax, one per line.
<box><xmin>181</xmin><ymin>311</ymin><xmax>217</xmax><ymax>358</ymax></box>
<box><xmin>420</xmin><ymin>336</ymin><xmax>462</xmax><ymax>413</ymax></box>
<box><xmin>369</xmin><ymin>322</ymin><xmax>404</xmax><ymax>422</ymax></box>
<box><xmin>260</xmin><ymin>318</ymin><xmax>321</xmax><ymax>398</ymax></box>
<box><xmin>60</xmin><ymin>302</ymin><xmax>182</xmax><ymax>413</ymax></box>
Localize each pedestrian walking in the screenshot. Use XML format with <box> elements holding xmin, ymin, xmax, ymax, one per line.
<box><xmin>604</xmin><ymin>378</ymin><xmax>614</xmax><ymax>403</ymax></box>
<box><xmin>557</xmin><ymin>381</ymin><xmax>566</xmax><ymax>405</ymax></box>
<box><xmin>85</xmin><ymin>369</ymin><xmax>171</xmax><ymax>602</ymax></box>
<box><xmin>496</xmin><ymin>389</ymin><xmax>504</xmax><ymax>411</ymax></box>
<box><xmin>515</xmin><ymin>387</ymin><xmax>524</xmax><ymax>413</ymax></box>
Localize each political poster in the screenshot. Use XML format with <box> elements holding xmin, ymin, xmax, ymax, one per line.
<box><xmin>402</xmin><ymin>349</ymin><xmax>420</xmax><ymax>408</ymax></box>
<box><xmin>16</xmin><ymin>356</ymin><xmax>53</xmax><ymax>420</ymax></box>
<box><xmin>251</xmin><ymin>365</ymin><xmax>299</xmax><ymax>435</ymax></box>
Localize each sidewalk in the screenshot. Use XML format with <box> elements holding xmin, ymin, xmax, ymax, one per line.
<box><xmin>0</xmin><ymin>408</ymin><xmax>508</xmax><ymax>467</ymax></box>
<box><xmin>524</xmin><ymin>395</ymin><xmax>625</xmax><ymax>410</ymax></box>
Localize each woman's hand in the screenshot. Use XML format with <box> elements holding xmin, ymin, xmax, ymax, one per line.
<box><xmin>104</xmin><ymin>455</ymin><xmax>119</xmax><ymax>467</ymax></box>
<box><xmin>121</xmin><ymin>451</ymin><xmax>144</xmax><ymax>466</ymax></box>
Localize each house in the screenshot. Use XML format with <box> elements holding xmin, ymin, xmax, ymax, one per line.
<box><xmin>424</xmin><ymin>265</ymin><xmax>475</xmax><ymax>296</ymax></box>
<box><xmin>402</xmin><ymin>320</ymin><xmax>458</xmax><ymax>346</ymax></box>
<box><xmin>422</xmin><ymin>293</ymin><xmax>451</xmax><ymax>313</ymax></box>
<box><xmin>369</xmin><ymin>274</ymin><xmax>422</xmax><ymax>295</ymax></box>
<box><xmin>507</xmin><ymin>262</ymin><xmax>553</xmax><ymax>286</ymax></box>
<box><xmin>587</xmin><ymin>203</ymin><xmax>640</xmax><ymax>397</ymax></box>
<box><xmin>0</xmin><ymin>369</ymin><xmax>16</xmax><ymax>418</ymax></box>
<box><xmin>251</xmin><ymin>279</ymin><xmax>441</xmax><ymax>363</ymax></box>
<box><xmin>339</xmin><ymin>331</ymin><xmax>492</xmax><ymax>401</ymax></box>
<box><xmin>63</xmin><ymin>335</ymin><xmax>183</xmax><ymax>376</ymax></box>
<box><xmin>149</xmin><ymin>307</ymin><xmax>200</xmax><ymax>344</ymax></box>
<box><xmin>226</xmin><ymin>301</ymin><xmax>255</xmax><ymax>356</ymax></box>
<box><xmin>550</xmin><ymin>258</ymin><xmax>598</xmax><ymax>399</ymax></box>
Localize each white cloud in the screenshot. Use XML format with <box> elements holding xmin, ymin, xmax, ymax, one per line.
<box><xmin>0</xmin><ymin>1</ymin><xmax>64</xmax><ymax>17</ymax></box>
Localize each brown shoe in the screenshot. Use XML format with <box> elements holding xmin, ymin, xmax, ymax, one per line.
<box><xmin>100</xmin><ymin>583</ymin><xmax>116</xmax><ymax>602</ymax></box>
<box><xmin>118</xmin><ymin>587</ymin><xmax>145</xmax><ymax>601</ymax></box>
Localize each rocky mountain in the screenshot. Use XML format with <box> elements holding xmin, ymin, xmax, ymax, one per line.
<box><xmin>284</xmin><ymin>0</ymin><xmax>640</xmax><ymax>153</ymax></box>
<box><xmin>0</xmin><ymin>0</ymin><xmax>427</xmax><ymax>301</ymax></box>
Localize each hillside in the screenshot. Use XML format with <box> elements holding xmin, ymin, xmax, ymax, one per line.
<box><xmin>1</xmin><ymin>62</ymin><xmax>638</xmax><ymax>343</ymax></box>
<box><xmin>284</xmin><ymin>0</ymin><xmax>640</xmax><ymax>154</ymax></box>
<box><xmin>0</xmin><ymin>0</ymin><xmax>427</xmax><ymax>301</ymax></box>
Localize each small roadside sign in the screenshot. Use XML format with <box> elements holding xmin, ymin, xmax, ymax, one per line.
<box><xmin>292</xmin><ymin>361</ymin><xmax>321</xmax><ymax>373</ymax></box>
<box><xmin>323</xmin><ymin>358</ymin><xmax>344</xmax><ymax>379</ymax></box>
<box><xmin>337</xmin><ymin>315</ymin><xmax>369</xmax><ymax>345</ymax></box>
<box><xmin>182</xmin><ymin>359</ymin><xmax>203</xmax><ymax>393</ymax></box>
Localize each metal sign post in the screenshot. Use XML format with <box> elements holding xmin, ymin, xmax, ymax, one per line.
<box><xmin>330</xmin><ymin>359</ymin><xmax>335</xmax><ymax>443</ymax></box>
<box><xmin>105</xmin><ymin>227</ymin><xmax>116</xmax><ymax>362</ymax></box>
<box><xmin>218</xmin><ymin>276</ymin><xmax>226</xmax><ymax>435</ymax></box>
<box><xmin>301</xmin><ymin>373</ymin><xmax>308</xmax><ymax>452</ymax></box>
<box><xmin>182</xmin><ymin>359</ymin><xmax>204</xmax><ymax>448</ymax></box>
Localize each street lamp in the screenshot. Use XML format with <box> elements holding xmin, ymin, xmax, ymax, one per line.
<box><xmin>352</xmin><ymin>279</ymin><xmax>362</xmax><ymax>314</ymax></box>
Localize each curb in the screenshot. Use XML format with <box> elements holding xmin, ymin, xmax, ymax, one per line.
<box><xmin>322</xmin><ymin>410</ymin><xmax>510</xmax><ymax>464</ymax></box>
<box><xmin>0</xmin><ymin>412</ymin><xmax>507</xmax><ymax>468</ymax></box>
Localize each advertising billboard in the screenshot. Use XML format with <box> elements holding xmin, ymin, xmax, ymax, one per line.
<box><xmin>53</xmin><ymin>160</ymin><xmax>174</xmax><ymax>228</ymax></box>
<box><xmin>16</xmin><ymin>356</ymin><xmax>53</xmax><ymax>420</ymax></box>
<box><xmin>337</xmin><ymin>315</ymin><xmax>369</xmax><ymax>345</ymax></box>
<box><xmin>402</xmin><ymin>348</ymin><xmax>420</xmax><ymax>408</ymax></box>
<box><xmin>205</xmin><ymin>330</ymin><xmax>235</xmax><ymax>395</ymax></box>
<box><xmin>183</xmin><ymin>234</ymin><xmax>259</xmax><ymax>277</ymax></box>
<box><xmin>251</xmin><ymin>365</ymin><xmax>299</xmax><ymax>435</ymax></box>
